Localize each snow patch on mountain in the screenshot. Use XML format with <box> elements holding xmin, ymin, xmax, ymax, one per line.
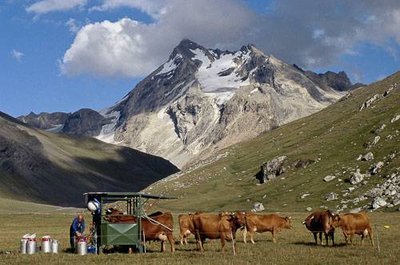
<box><xmin>191</xmin><ymin>48</ymin><xmax>250</xmax><ymax>93</ymax></box>
<box><xmin>156</xmin><ymin>53</ymin><xmax>182</xmax><ymax>76</ymax></box>
<box><xmin>95</xmin><ymin>111</ymin><xmax>120</xmax><ymax>144</ymax></box>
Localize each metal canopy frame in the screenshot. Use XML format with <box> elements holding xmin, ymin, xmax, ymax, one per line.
<box><xmin>83</xmin><ymin>192</ymin><xmax>176</xmax><ymax>254</ymax></box>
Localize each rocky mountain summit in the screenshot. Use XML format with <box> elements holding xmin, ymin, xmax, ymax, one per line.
<box><xmin>19</xmin><ymin>39</ymin><xmax>355</xmax><ymax>168</ymax></box>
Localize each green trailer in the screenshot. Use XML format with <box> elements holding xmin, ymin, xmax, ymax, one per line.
<box><xmin>83</xmin><ymin>192</ymin><xmax>175</xmax><ymax>254</ymax></box>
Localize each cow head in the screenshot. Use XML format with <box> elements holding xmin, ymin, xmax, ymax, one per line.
<box><xmin>331</xmin><ymin>214</ymin><xmax>341</xmax><ymax>228</ymax></box>
<box><xmin>235</xmin><ymin>211</ymin><xmax>247</xmax><ymax>228</ymax></box>
<box><xmin>220</xmin><ymin>212</ymin><xmax>242</xmax><ymax>232</ymax></box>
<box><xmin>284</xmin><ymin>216</ymin><xmax>292</xmax><ymax>229</ymax></box>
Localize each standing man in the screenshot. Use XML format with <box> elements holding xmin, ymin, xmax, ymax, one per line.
<box><xmin>70</xmin><ymin>214</ymin><xmax>85</xmax><ymax>251</ymax></box>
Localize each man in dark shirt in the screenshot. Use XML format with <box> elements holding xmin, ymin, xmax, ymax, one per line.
<box><xmin>69</xmin><ymin>214</ymin><xmax>85</xmax><ymax>250</ymax></box>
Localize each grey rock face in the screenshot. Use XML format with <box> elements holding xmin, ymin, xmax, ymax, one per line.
<box><xmin>372</xmin><ymin>197</ymin><xmax>387</xmax><ymax>209</ymax></box>
<box><xmin>369</xmin><ymin>161</ymin><xmax>384</xmax><ymax>175</ymax></box>
<box><xmin>323</xmin><ymin>175</ymin><xmax>336</xmax><ymax>182</ymax></box>
<box><xmin>256</xmin><ymin>156</ymin><xmax>287</xmax><ymax>183</ymax></box>
<box><xmin>252</xmin><ymin>202</ymin><xmax>265</xmax><ymax>212</ymax></box>
<box><xmin>391</xmin><ymin>114</ymin><xmax>400</xmax><ymax>123</ymax></box>
<box><xmin>18</xmin><ymin>112</ymin><xmax>69</xmax><ymax>130</ymax></box>
<box><xmin>326</xmin><ymin>192</ymin><xmax>338</xmax><ymax>201</ymax></box>
<box><xmin>350</xmin><ymin>169</ymin><xmax>366</xmax><ymax>185</ymax></box>
<box><xmin>62</xmin><ymin>109</ymin><xmax>111</xmax><ymax>137</ymax></box>
<box><xmin>358</xmin><ymin>152</ymin><xmax>374</xmax><ymax>161</ymax></box>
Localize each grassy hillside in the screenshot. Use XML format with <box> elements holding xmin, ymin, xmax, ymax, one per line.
<box><xmin>0</xmin><ymin>112</ymin><xmax>179</xmax><ymax>206</ymax></box>
<box><xmin>146</xmin><ymin>72</ymin><xmax>400</xmax><ymax>213</ymax></box>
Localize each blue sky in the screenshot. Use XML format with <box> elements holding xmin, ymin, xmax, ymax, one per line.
<box><xmin>1</xmin><ymin>0</ymin><xmax>400</xmax><ymax>117</ymax></box>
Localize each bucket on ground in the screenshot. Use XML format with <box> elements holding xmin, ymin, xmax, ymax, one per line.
<box><xmin>76</xmin><ymin>237</ymin><xmax>87</xmax><ymax>255</ymax></box>
<box><xmin>20</xmin><ymin>234</ymin><xmax>30</xmax><ymax>254</ymax></box>
<box><xmin>27</xmin><ymin>237</ymin><xmax>36</xmax><ymax>255</ymax></box>
<box><xmin>41</xmin><ymin>236</ymin><xmax>51</xmax><ymax>253</ymax></box>
<box><xmin>51</xmin><ymin>239</ymin><xmax>59</xmax><ymax>254</ymax></box>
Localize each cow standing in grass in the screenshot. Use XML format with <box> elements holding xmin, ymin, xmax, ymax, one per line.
<box><xmin>303</xmin><ymin>210</ymin><xmax>335</xmax><ymax>246</ymax></box>
<box><xmin>237</xmin><ymin>212</ymin><xmax>292</xmax><ymax>244</ymax></box>
<box><xmin>331</xmin><ymin>212</ymin><xmax>374</xmax><ymax>246</ymax></box>
<box><xmin>178</xmin><ymin>213</ymin><xmax>196</xmax><ymax>245</ymax></box>
<box><xmin>193</xmin><ymin>212</ymin><xmax>241</xmax><ymax>253</ymax></box>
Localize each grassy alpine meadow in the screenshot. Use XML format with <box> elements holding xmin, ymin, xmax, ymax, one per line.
<box><xmin>0</xmin><ymin>209</ymin><xmax>399</xmax><ymax>265</ymax></box>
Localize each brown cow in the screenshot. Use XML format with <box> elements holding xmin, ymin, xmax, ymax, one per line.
<box><xmin>178</xmin><ymin>213</ymin><xmax>196</xmax><ymax>245</ymax></box>
<box><xmin>237</xmin><ymin>212</ymin><xmax>291</xmax><ymax>244</ymax></box>
<box><xmin>105</xmin><ymin>208</ymin><xmax>175</xmax><ymax>252</ymax></box>
<box><xmin>331</xmin><ymin>212</ymin><xmax>374</xmax><ymax>246</ymax></box>
<box><xmin>193</xmin><ymin>212</ymin><xmax>241</xmax><ymax>253</ymax></box>
<box><xmin>303</xmin><ymin>210</ymin><xmax>335</xmax><ymax>245</ymax></box>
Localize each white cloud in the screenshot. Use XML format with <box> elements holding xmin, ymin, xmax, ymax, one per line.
<box><xmin>60</xmin><ymin>0</ymin><xmax>400</xmax><ymax>78</ymax></box>
<box><xmin>61</xmin><ymin>0</ymin><xmax>254</xmax><ymax>77</ymax></box>
<box><xmin>66</xmin><ymin>18</ymin><xmax>80</xmax><ymax>33</ymax></box>
<box><xmin>90</xmin><ymin>0</ymin><xmax>167</xmax><ymax>18</ymax></box>
<box><xmin>26</xmin><ymin>0</ymin><xmax>87</xmax><ymax>15</ymax></box>
<box><xmin>11</xmin><ymin>49</ymin><xmax>24</xmax><ymax>62</ymax></box>
<box><xmin>61</xmin><ymin>18</ymin><xmax>158</xmax><ymax>77</ymax></box>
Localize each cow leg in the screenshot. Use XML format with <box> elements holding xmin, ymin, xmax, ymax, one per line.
<box><xmin>368</xmin><ymin>228</ymin><xmax>374</xmax><ymax>246</ymax></box>
<box><xmin>194</xmin><ymin>230</ymin><xmax>201</xmax><ymax>251</ymax></box>
<box><xmin>243</xmin><ymin>227</ymin><xmax>248</xmax><ymax>244</ymax></box>
<box><xmin>167</xmin><ymin>233</ymin><xmax>175</xmax><ymax>253</ymax></box>
<box><xmin>249</xmin><ymin>231</ymin><xmax>255</xmax><ymax>244</ymax></box>
<box><xmin>331</xmin><ymin>231</ymin><xmax>335</xmax><ymax>246</ymax></box>
<box><xmin>343</xmin><ymin>232</ymin><xmax>349</xmax><ymax>245</ymax></box>
<box><xmin>349</xmin><ymin>234</ymin><xmax>354</xmax><ymax>245</ymax></box>
<box><xmin>272</xmin><ymin>230</ymin><xmax>277</xmax><ymax>243</ymax></box>
<box><xmin>313</xmin><ymin>232</ymin><xmax>318</xmax><ymax>244</ymax></box>
<box><xmin>160</xmin><ymin>240</ymin><xmax>166</xmax><ymax>252</ymax></box>
<box><xmin>319</xmin><ymin>232</ymin><xmax>325</xmax><ymax>245</ymax></box>
<box><xmin>200</xmin><ymin>237</ymin><xmax>206</xmax><ymax>252</ymax></box>
<box><xmin>180</xmin><ymin>232</ymin><xmax>184</xmax><ymax>245</ymax></box>
<box><xmin>220</xmin><ymin>234</ymin><xmax>226</xmax><ymax>252</ymax></box>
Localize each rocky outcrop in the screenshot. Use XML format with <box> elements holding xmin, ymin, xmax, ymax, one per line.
<box><xmin>256</xmin><ymin>156</ymin><xmax>287</xmax><ymax>184</ymax></box>
<box><xmin>357</xmin><ymin>152</ymin><xmax>374</xmax><ymax>161</ymax></box>
<box><xmin>62</xmin><ymin>108</ymin><xmax>111</xmax><ymax>137</ymax></box>
<box><xmin>18</xmin><ymin>108</ymin><xmax>111</xmax><ymax>137</ymax></box>
<box><xmin>349</xmin><ymin>169</ymin><xmax>368</xmax><ymax>185</ymax></box>
<box><xmin>18</xmin><ymin>112</ymin><xmax>69</xmax><ymax>130</ymax></box>
<box><xmin>359</xmin><ymin>83</ymin><xmax>397</xmax><ymax>111</ymax></box>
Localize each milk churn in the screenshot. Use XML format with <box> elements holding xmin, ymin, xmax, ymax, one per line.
<box><xmin>26</xmin><ymin>238</ymin><xmax>36</xmax><ymax>254</ymax></box>
<box><xmin>76</xmin><ymin>237</ymin><xmax>87</xmax><ymax>255</ymax></box>
<box><xmin>51</xmin><ymin>239</ymin><xmax>59</xmax><ymax>254</ymax></box>
<box><xmin>41</xmin><ymin>236</ymin><xmax>51</xmax><ymax>253</ymax></box>
<box><xmin>20</xmin><ymin>234</ymin><xmax>30</xmax><ymax>254</ymax></box>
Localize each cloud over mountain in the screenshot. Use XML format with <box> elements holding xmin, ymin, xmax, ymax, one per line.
<box><xmin>59</xmin><ymin>0</ymin><xmax>400</xmax><ymax>78</ymax></box>
<box><xmin>26</xmin><ymin>0</ymin><xmax>87</xmax><ymax>14</ymax></box>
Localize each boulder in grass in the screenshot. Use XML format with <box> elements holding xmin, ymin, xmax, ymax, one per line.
<box><xmin>256</xmin><ymin>156</ymin><xmax>287</xmax><ymax>183</ymax></box>
<box><xmin>323</xmin><ymin>175</ymin><xmax>336</xmax><ymax>182</ymax></box>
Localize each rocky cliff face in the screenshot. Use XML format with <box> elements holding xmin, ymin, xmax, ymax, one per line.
<box><xmin>19</xmin><ymin>39</ymin><xmax>354</xmax><ymax>168</ymax></box>
<box><xmin>103</xmin><ymin>40</ymin><xmax>352</xmax><ymax>168</ymax></box>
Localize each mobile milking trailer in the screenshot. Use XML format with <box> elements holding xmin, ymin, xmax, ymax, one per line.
<box><xmin>84</xmin><ymin>192</ymin><xmax>176</xmax><ymax>254</ymax></box>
